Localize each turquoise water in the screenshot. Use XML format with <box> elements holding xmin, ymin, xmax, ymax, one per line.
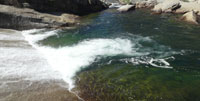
<box><xmin>28</xmin><ymin>9</ymin><xmax>200</xmax><ymax>100</ymax></box>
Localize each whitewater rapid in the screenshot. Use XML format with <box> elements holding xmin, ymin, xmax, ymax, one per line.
<box><xmin>22</xmin><ymin>29</ymin><xmax>175</xmax><ymax>90</ymax></box>
<box><xmin>0</xmin><ymin>29</ymin><xmax>61</xmax><ymax>81</ymax></box>
<box><xmin>0</xmin><ymin>29</ymin><xmax>69</xmax><ymax>100</ymax></box>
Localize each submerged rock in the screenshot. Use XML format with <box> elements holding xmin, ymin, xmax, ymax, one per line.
<box><xmin>0</xmin><ymin>4</ymin><xmax>79</xmax><ymax>30</ymax></box>
<box><xmin>0</xmin><ymin>0</ymin><xmax>108</xmax><ymax>15</ymax></box>
<box><xmin>117</xmin><ymin>4</ymin><xmax>135</xmax><ymax>12</ymax></box>
<box><xmin>180</xmin><ymin>11</ymin><xmax>199</xmax><ymax>24</ymax></box>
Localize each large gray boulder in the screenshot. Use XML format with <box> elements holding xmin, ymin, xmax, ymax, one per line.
<box><xmin>180</xmin><ymin>11</ymin><xmax>199</xmax><ymax>24</ymax></box>
<box><xmin>0</xmin><ymin>4</ymin><xmax>79</xmax><ymax>30</ymax></box>
<box><xmin>117</xmin><ymin>4</ymin><xmax>135</xmax><ymax>12</ymax></box>
<box><xmin>135</xmin><ymin>0</ymin><xmax>157</xmax><ymax>8</ymax></box>
<box><xmin>152</xmin><ymin>0</ymin><xmax>180</xmax><ymax>13</ymax></box>
<box><xmin>0</xmin><ymin>0</ymin><xmax>108</xmax><ymax>15</ymax></box>
<box><xmin>175</xmin><ymin>1</ymin><xmax>200</xmax><ymax>14</ymax></box>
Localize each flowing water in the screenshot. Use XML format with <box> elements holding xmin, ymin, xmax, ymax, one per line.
<box><xmin>1</xmin><ymin>8</ymin><xmax>200</xmax><ymax>100</ymax></box>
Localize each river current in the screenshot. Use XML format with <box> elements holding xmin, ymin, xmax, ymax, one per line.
<box><xmin>1</xmin><ymin>8</ymin><xmax>200</xmax><ymax>100</ymax></box>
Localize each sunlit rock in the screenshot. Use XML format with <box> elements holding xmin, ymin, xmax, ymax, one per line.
<box><xmin>180</xmin><ymin>11</ymin><xmax>199</xmax><ymax>24</ymax></box>
<box><xmin>0</xmin><ymin>4</ymin><xmax>79</xmax><ymax>30</ymax></box>
<box><xmin>117</xmin><ymin>4</ymin><xmax>135</xmax><ymax>12</ymax></box>
<box><xmin>175</xmin><ymin>1</ymin><xmax>200</xmax><ymax>14</ymax></box>
<box><xmin>152</xmin><ymin>0</ymin><xmax>180</xmax><ymax>13</ymax></box>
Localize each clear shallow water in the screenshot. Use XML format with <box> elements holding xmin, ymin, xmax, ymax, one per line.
<box><xmin>23</xmin><ymin>9</ymin><xmax>200</xmax><ymax>100</ymax></box>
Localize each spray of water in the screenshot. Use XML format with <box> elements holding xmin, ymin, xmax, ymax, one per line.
<box><xmin>22</xmin><ymin>29</ymin><xmax>174</xmax><ymax>90</ymax></box>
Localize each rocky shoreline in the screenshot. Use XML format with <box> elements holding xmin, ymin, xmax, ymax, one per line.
<box><xmin>0</xmin><ymin>0</ymin><xmax>108</xmax><ymax>15</ymax></box>
<box><xmin>0</xmin><ymin>4</ymin><xmax>81</xmax><ymax>30</ymax></box>
<box><xmin>0</xmin><ymin>0</ymin><xmax>199</xmax><ymax>30</ymax></box>
<box><xmin>115</xmin><ymin>0</ymin><xmax>200</xmax><ymax>24</ymax></box>
<box><xmin>0</xmin><ymin>0</ymin><xmax>108</xmax><ymax>30</ymax></box>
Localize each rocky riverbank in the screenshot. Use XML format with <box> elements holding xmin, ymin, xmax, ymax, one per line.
<box><xmin>0</xmin><ymin>4</ymin><xmax>80</xmax><ymax>30</ymax></box>
<box><xmin>0</xmin><ymin>0</ymin><xmax>199</xmax><ymax>30</ymax></box>
<box><xmin>0</xmin><ymin>0</ymin><xmax>108</xmax><ymax>15</ymax></box>
<box><xmin>0</xmin><ymin>0</ymin><xmax>108</xmax><ymax>30</ymax></box>
<box><xmin>111</xmin><ymin>0</ymin><xmax>200</xmax><ymax>24</ymax></box>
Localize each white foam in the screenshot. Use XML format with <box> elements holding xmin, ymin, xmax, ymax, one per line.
<box><xmin>119</xmin><ymin>56</ymin><xmax>174</xmax><ymax>68</ymax></box>
<box><xmin>22</xmin><ymin>30</ymin><xmax>138</xmax><ymax>89</ymax></box>
<box><xmin>22</xmin><ymin>29</ymin><xmax>175</xmax><ymax>90</ymax></box>
<box><xmin>0</xmin><ymin>30</ymin><xmax>61</xmax><ymax>82</ymax></box>
<box><xmin>0</xmin><ymin>48</ymin><xmax>61</xmax><ymax>80</ymax></box>
<box><xmin>22</xmin><ymin>29</ymin><xmax>58</xmax><ymax>46</ymax></box>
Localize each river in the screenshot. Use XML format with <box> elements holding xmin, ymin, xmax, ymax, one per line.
<box><xmin>1</xmin><ymin>8</ymin><xmax>200</xmax><ymax>101</ymax></box>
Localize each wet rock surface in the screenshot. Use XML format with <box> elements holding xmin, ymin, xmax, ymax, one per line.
<box><xmin>0</xmin><ymin>0</ymin><xmax>108</xmax><ymax>30</ymax></box>
<box><xmin>0</xmin><ymin>79</ymin><xmax>80</xmax><ymax>101</ymax></box>
<box><xmin>0</xmin><ymin>0</ymin><xmax>108</xmax><ymax>15</ymax></box>
<box><xmin>0</xmin><ymin>29</ymin><xmax>80</xmax><ymax>101</ymax></box>
<box><xmin>0</xmin><ymin>4</ymin><xmax>79</xmax><ymax>30</ymax></box>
